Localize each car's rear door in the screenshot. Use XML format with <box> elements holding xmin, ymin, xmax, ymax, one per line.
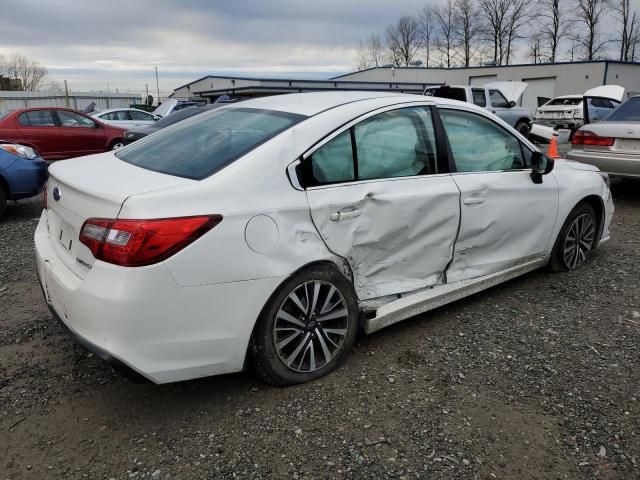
<box><xmin>438</xmin><ymin>106</ymin><xmax>559</xmax><ymax>282</ymax></box>
<box><xmin>16</xmin><ymin>109</ymin><xmax>63</xmax><ymax>160</ymax></box>
<box><xmin>301</xmin><ymin>105</ymin><xmax>461</xmax><ymax>300</ymax></box>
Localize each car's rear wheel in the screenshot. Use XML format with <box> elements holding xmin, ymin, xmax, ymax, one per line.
<box><xmin>515</xmin><ymin>121</ymin><xmax>530</xmax><ymax>137</ymax></box>
<box><xmin>549</xmin><ymin>203</ymin><xmax>598</xmax><ymax>272</ymax></box>
<box><xmin>250</xmin><ymin>264</ymin><xmax>359</xmax><ymax>386</ymax></box>
<box><xmin>109</xmin><ymin>140</ymin><xmax>125</xmax><ymax>151</ymax></box>
<box><xmin>0</xmin><ymin>184</ymin><xmax>7</xmax><ymax>218</ymax></box>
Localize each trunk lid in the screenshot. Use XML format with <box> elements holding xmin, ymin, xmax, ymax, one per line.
<box><xmin>45</xmin><ymin>152</ymin><xmax>193</xmax><ymax>278</ymax></box>
<box><xmin>581</xmin><ymin>122</ymin><xmax>640</xmax><ymax>154</ymax></box>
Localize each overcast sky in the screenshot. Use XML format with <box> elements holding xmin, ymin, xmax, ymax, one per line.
<box><xmin>0</xmin><ymin>0</ymin><xmax>631</xmax><ymax>96</ymax></box>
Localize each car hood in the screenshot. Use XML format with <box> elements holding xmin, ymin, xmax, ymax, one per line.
<box><xmin>152</xmin><ymin>99</ymin><xmax>177</xmax><ymax>118</ymax></box>
<box><xmin>584</xmin><ymin>85</ymin><xmax>625</xmax><ymax>102</ymax></box>
<box><xmin>561</xmin><ymin>159</ymin><xmax>600</xmax><ymax>172</ymax></box>
<box><xmin>484</xmin><ymin>81</ymin><xmax>527</xmax><ymax>102</ymax></box>
<box><xmin>127</xmin><ymin>125</ymin><xmax>161</xmax><ymax>135</ymax></box>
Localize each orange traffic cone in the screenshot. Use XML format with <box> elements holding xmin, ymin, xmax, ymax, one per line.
<box><xmin>547</xmin><ymin>136</ymin><xmax>561</xmax><ymax>159</ymax></box>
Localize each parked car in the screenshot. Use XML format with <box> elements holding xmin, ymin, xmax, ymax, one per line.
<box><xmin>36</xmin><ymin>92</ymin><xmax>613</xmax><ymax>385</ymax></box>
<box><xmin>151</xmin><ymin>99</ymin><xmax>207</xmax><ymax>118</ymax></box>
<box><xmin>91</xmin><ymin>108</ymin><xmax>159</xmax><ymax>128</ymax></box>
<box><xmin>0</xmin><ymin>140</ymin><xmax>48</xmax><ymax>217</ymax></box>
<box><xmin>566</xmin><ymin>95</ymin><xmax>640</xmax><ymax>178</ymax></box>
<box><xmin>123</xmin><ymin>104</ymin><xmax>224</xmax><ymax>144</ymax></box>
<box><xmin>533</xmin><ymin>85</ymin><xmax>624</xmax><ymax>136</ymax></box>
<box><xmin>0</xmin><ymin>108</ymin><xmax>127</xmax><ymax>160</ymax></box>
<box><xmin>423</xmin><ymin>82</ymin><xmax>532</xmax><ymax>135</ymax></box>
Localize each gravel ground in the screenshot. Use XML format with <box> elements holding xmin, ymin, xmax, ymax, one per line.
<box><xmin>1</xmin><ymin>180</ymin><xmax>639</xmax><ymax>480</ymax></box>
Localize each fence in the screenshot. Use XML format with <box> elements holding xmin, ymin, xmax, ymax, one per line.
<box><xmin>0</xmin><ymin>90</ymin><xmax>142</xmax><ymax>111</ymax></box>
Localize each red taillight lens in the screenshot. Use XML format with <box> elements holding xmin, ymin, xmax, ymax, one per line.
<box><xmin>79</xmin><ymin>215</ymin><xmax>222</xmax><ymax>267</ymax></box>
<box><xmin>571</xmin><ymin>130</ymin><xmax>615</xmax><ymax>147</ymax></box>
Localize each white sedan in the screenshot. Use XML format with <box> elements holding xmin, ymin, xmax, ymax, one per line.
<box><xmin>91</xmin><ymin>108</ymin><xmax>158</xmax><ymax>128</ymax></box>
<box><xmin>35</xmin><ymin>92</ymin><xmax>614</xmax><ymax>385</ymax></box>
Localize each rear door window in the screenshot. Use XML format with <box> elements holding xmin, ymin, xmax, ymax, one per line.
<box><xmin>117</xmin><ymin>107</ymin><xmax>305</xmax><ymax>180</ymax></box>
<box><xmin>472</xmin><ymin>89</ymin><xmax>487</xmax><ymax>107</ymax></box>
<box><xmin>19</xmin><ymin>110</ymin><xmax>56</xmax><ymax>126</ymax></box>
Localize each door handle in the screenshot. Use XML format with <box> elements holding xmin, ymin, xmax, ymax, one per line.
<box><xmin>330</xmin><ymin>209</ymin><xmax>362</xmax><ymax>221</ymax></box>
<box><xmin>463</xmin><ymin>197</ymin><xmax>486</xmax><ymax>205</ymax></box>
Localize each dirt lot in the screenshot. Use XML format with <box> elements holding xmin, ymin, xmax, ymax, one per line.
<box><xmin>1</xmin><ymin>180</ymin><xmax>639</xmax><ymax>480</ymax></box>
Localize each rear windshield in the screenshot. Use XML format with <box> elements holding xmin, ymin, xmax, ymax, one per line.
<box><xmin>116</xmin><ymin>107</ymin><xmax>305</xmax><ymax>179</ymax></box>
<box><xmin>424</xmin><ymin>87</ymin><xmax>467</xmax><ymax>102</ymax></box>
<box><xmin>604</xmin><ymin>97</ymin><xmax>640</xmax><ymax>122</ymax></box>
<box><xmin>546</xmin><ymin>98</ymin><xmax>581</xmax><ymax>106</ymax></box>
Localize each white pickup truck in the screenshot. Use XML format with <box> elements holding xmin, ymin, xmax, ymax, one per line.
<box><xmin>424</xmin><ymin>82</ymin><xmax>532</xmax><ymax>136</ymax></box>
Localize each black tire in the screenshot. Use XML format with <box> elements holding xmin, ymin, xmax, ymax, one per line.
<box><xmin>549</xmin><ymin>203</ymin><xmax>598</xmax><ymax>272</ymax></box>
<box><xmin>515</xmin><ymin>121</ymin><xmax>530</xmax><ymax>138</ymax></box>
<box><xmin>249</xmin><ymin>264</ymin><xmax>359</xmax><ymax>386</ymax></box>
<box><xmin>109</xmin><ymin>140</ymin><xmax>125</xmax><ymax>151</ymax></box>
<box><xmin>0</xmin><ymin>184</ymin><xmax>7</xmax><ymax>219</ymax></box>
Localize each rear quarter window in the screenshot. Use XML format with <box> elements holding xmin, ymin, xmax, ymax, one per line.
<box><xmin>116</xmin><ymin>107</ymin><xmax>305</xmax><ymax>180</ymax></box>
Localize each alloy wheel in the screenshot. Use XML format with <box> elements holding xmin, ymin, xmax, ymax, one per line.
<box><xmin>563</xmin><ymin>213</ymin><xmax>595</xmax><ymax>269</ymax></box>
<box><xmin>111</xmin><ymin>142</ymin><xmax>125</xmax><ymax>150</ymax></box>
<box><xmin>273</xmin><ymin>280</ymin><xmax>349</xmax><ymax>373</ymax></box>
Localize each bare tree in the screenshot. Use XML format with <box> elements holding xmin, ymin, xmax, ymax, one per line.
<box><xmin>454</xmin><ymin>0</ymin><xmax>482</xmax><ymax>66</ymax></box>
<box><xmin>478</xmin><ymin>0</ymin><xmax>511</xmax><ymax>64</ymax></box>
<box><xmin>386</xmin><ymin>16</ymin><xmax>423</xmax><ymax>66</ymax></box>
<box><xmin>0</xmin><ymin>54</ymin><xmax>47</xmax><ymax>91</ymax></box>
<box><xmin>355</xmin><ymin>34</ymin><xmax>384</xmax><ymax>70</ymax></box>
<box><xmin>435</xmin><ymin>0</ymin><xmax>459</xmax><ymax>67</ymax></box>
<box><xmin>538</xmin><ymin>0</ymin><xmax>571</xmax><ymax>62</ymax></box>
<box><xmin>503</xmin><ymin>0</ymin><xmax>531</xmax><ymax>65</ymax></box>
<box><xmin>573</xmin><ymin>0</ymin><xmax>612</xmax><ymax>60</ymax></box>
<box><xmin>419</xmin><ymin>4</ymin><xmax>438</xmax><ymax>67</ymax></box>
<box><xmin>614</xmin><ymin>0</ymin><xmax>639</xmax><ymax>61</ymax></box>
<box><xmin>528</xmin><ymin>33</ymin><xmax>544</xmax><ymax>63</ymax></box>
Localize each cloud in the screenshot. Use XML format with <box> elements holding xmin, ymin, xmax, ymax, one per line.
<box><xmin>0</xmin><ymin>0</ymin><xmax>624</xmax><ymax>94</ymax></box>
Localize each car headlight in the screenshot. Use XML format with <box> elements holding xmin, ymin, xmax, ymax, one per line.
<box><xmin>0</xmin><ymin>143</ymin><xmax>39</xmax><ymax>160</ymax></box>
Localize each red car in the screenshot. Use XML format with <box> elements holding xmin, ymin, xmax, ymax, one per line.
<box><xmin>0</xmin><ymin>107</ymin><xmax>126</xmax><ymax>161</ymax></box>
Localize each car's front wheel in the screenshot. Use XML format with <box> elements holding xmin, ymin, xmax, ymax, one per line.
<box><xmin>250</xmin><ymin>264</ymin><xmax>359</xmax><ymax>386</ymax></box>
<box><xmin>109</xmin><ymin>140</ymin><xmax>125</xmax><ymax>151</ymax></box>
<box><xmin>515</xmin><ymin>121</ymin><xmax>530</xmax><ymax>137</ymax></box>
<box><xmin>549</xmin><ymin>203</ymin><xmax>598</xmax><ymax>271</ymax></box>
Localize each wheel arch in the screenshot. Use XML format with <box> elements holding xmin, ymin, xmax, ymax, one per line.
<box><xmin>243</xmin><ymin>258</ymin><xmax>356</xmax><ymax>370</ymax></box>
<box><xmin>578</xmin><ymin>194</ymin><xmax>606</xmax><ymax>245</ymax></box>
<box><xmin>0</xmin><ymin>173</ymin><xmax>10</xmax><ymax>198</ymax></box>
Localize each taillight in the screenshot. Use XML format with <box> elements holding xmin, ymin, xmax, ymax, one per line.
<box><xmin>571</xmin><ymin>130</ymin><xmax>615</xmax><ymax>147</ymax></box>
<box><xmin>79</xmin><ymin>215</ymin><xmax>222</xmax><ymax>267</ymax></box>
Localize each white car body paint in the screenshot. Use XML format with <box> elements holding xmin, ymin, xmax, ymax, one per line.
<box><xmin>583</xmin><ymin>85</ymin><xmax>625</xmax><ymax>102</ymax></box>
<box><xmin>92</xmin><ymin>108</ymin><xmax>157</xmax><ymax>128</ymax></box>
<box><xmin>35</xmin><ymin>91</ymin><xmax>614</xmax><ymax>383</ymax></box>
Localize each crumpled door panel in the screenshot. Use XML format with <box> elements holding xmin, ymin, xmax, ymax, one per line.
<box><xmin>306</xmin><ymin>176</ymin><xmax>461</xmax><ymax>300</ymax></box>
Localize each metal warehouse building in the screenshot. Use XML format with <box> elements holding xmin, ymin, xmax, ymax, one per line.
<box><xmin>172</xmin><ymin>61</ymin><xmax>640</xmax><ymax>113</ymax></box>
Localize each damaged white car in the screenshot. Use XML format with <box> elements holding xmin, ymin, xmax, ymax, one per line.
<box><xmin>36</xmin><ymin>92</ymin><xmax>614</xmax><ymax>385</ymax></box>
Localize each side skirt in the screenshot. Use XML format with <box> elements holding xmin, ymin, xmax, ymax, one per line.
<box><xmin>364</xmin><ymin>257</ymin><xmax>549</xmax><ymax>334</ymax></box>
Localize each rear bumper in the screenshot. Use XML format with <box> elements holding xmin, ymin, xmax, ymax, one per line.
<box><xmin>534</xmin><ymin>119</ymin><xmax>580</xmax><ymax>130</ymax></box>
<box><xmin>35</xmin><ymin>210</ymin><xmax>284</xmax><ymax>384</ymax></box>
<box><xmin>566</xmin><ymin>150</ymin><xmax>640</xmax><ymax>178</ymax></box>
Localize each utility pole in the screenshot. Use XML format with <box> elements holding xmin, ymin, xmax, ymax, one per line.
<box><xmin>64</xmin><ymin>80</ymin><xmax>69</xmax><ymax>108</ymax></box>
<box><xmin>145</xmin><ymin>83</ymin><xmax>149</xmax><ymax>105</ymax></box>
<box><xmin>155</xmin><ymin>67</ymin><xmax>160</xmax><ymax>106</ymax></box>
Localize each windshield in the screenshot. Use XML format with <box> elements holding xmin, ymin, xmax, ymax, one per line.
<box><xmin>153</xmin><ymin>107</ymin><xmax>208</xmax><ymax>128</ymax></box>
<box><xmin>116</xmin><ymin>107</ymin><xmax>306</xmax><ymax>179</ymax></box>
<box><xmin>604</xmin><ymin>97</ymin><xmax>640</xmax><ymax>122</ymax></box>
<box><xmin>546</xmin><ymin>98</ymin><xmax>581</xmax><ymax>106</ymax></box>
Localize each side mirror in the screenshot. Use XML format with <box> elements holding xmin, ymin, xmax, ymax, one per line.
<box><xmin>153</xmin><ymin>115</ymin><xmax>161</xmax><ymax>121</ymax></box>
<box><xmin>530</xmin><ymin>151</ymin><xmax>554</xmax><ymax>184</ymax></box>
<box><xmin>509</xmin><ymin>100</ymin><xmax>516</xmax><ymax>108</ymax></box>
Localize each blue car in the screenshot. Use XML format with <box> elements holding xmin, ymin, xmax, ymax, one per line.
<box><xmin>0</xmin><ymin>141</ymin><xmax>49</xmax><ymax>218</ymax></box>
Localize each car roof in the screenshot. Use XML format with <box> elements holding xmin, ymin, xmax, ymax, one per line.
<box><xmin>95</xmin><ymin>108</ymin><xmax>150</xmax><ymax>114</ymax></box>
<box><xmin>228</xmin><ymin>91</ymin><xmax>445</xmax><ymax>116</ymax></box>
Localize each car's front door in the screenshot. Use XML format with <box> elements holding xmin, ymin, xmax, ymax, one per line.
<box><xmin>438</xmin><ymin>107</ymin><xmax>559</xmax><ymax>282</ymax></box>
<box><xmin>487</xmin><ymin>88</ymin><xmax>517</xmax><ymax>124</ymax></box>
<box><xmin>55</xmin><ymin>110</ymin><xmax>105</xmax><ymax>156</ymax></box>
<box><xmin>301</xmin><ymin>105</ymin><xmax>461</xmax><ymax>300</ymax></box>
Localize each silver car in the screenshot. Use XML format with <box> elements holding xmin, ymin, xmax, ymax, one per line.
<box><xmin>566</xmin><ymin>95</ymin><xmax>640</xmax><ymax>179</ymax></box>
